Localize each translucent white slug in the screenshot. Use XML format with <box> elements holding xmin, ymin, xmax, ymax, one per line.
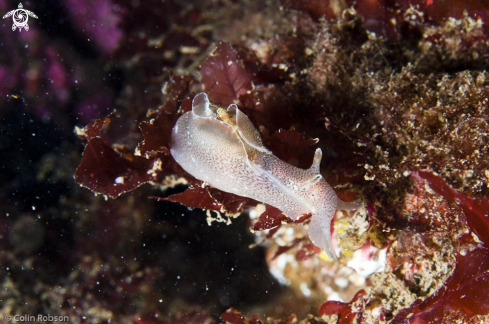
<box><xmin>170</xmin><ymin>93</ymin><xmax>359</xmax><ymax>259</ymax></box>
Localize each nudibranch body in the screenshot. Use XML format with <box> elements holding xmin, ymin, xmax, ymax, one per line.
<box><xmin>170</xmin><ymin>93</ymin><xmax>359</xmax><ymax>259</ymax></box>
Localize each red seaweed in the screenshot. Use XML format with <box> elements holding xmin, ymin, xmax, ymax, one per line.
<box><xmin>75</xmin><ymin>112</ymin><xmax>115</xmax><ymax>141</ymax></box>
<box><xmin>159</xmin><ymin>72</ymin><xmax>193</xmax><ymax>115</ymax></box>
<box><xmin>221</xmin><ymin>308</ymin><xmax>246</xmax><ymax>324</ymax></box>
<box><xmin>253</xmin><ymin>205</ymin><xmax>286</xmax><ymax>231</ymax></box>
<box><xmin>75</xmin><ymin>138</ymin><xmax>155</xmax><ymax>198</ymax></box>
<box><xmin>392</xmin><ymin>248</ymin><xmax>489</xmax><ymax>323</ymax></box>
<box><xmin>207</xmin><ymin>187</ymin><xmax>256</xmax><ymax>214</ymax></box>
<box><xmin>418</xmin><ymin>171</ymin><xmax>489</xmax><ymax>246</ymax></box>
<box><xmin>318</xmin><ymin>289</ymin><xmax>366</xmax><ymax>324</ymax></box>
<box><xmin>152</xmin><ymin>186</ymin><xmax>222</xmax><ymax>212</ymax></box>
<box><xmin>137</xmin><ymin>112</ymin><xmax>178</xmax><ymax>157</ymax></box>
<box><xmin>201</xmin><ymin>42</ymin><xmax>254</xmax><ymax>107</ymax></box>
<box><xmin>388</xmin><ymin>172</ymin><xmax>489</xmax><ymax>322</ymax></box>
<box><xmin>153</xmin><ymin>185</ymin><xmax>258</xmax><ymax>215</ymax></box>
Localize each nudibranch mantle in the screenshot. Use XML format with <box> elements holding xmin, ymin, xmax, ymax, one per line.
<box><xmin>171</xmin><ymin>93</ymin><xmax>358</xmax><ymax>259</ymax></box>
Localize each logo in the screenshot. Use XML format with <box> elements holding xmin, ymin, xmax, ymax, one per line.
<box><xmin>2</xmin><ymin>3</ymin><xmax>38</xmax><ymax>32</ymax></box>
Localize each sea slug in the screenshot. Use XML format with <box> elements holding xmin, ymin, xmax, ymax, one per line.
<box><xmin>171</xmin><ymin>93</ymin><xmax>359</xmax><ymax>258</ymax></box>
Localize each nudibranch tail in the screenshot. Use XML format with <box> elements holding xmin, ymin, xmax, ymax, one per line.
<box><xmin>309</xmin><ymin>211</ymin><xmax>336</xmax><ymax>259</ymax></box>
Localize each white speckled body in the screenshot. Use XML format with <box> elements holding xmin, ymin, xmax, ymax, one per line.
<box><xmin>171</xmin><ymin>93</ymin><xmax>356</xmax><ymax>258</ymax></box>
